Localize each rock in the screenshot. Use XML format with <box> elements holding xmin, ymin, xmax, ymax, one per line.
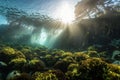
<box><xmin>0</xmin><ymin>61</ymin><xmax>7</xmax><ymax>67</ymax></box>
<box><xmin>6</xmin><ymin>70</ymin><xmax>21</xmax><ymax>80</ymax></box>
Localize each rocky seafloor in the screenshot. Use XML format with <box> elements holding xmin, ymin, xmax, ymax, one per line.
<box><xmin>0</xmin><ymin>42</ymin><xmax>120</xmax><ymax>80</ymax></box>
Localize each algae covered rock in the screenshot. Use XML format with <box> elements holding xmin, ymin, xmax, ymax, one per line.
<box><xmin>88</xmin><ymin>51</ymin><xmax>99</xmax><ymax>57</ymax></box>
<box><xmin>53</xmin><ymin>60</ymin><xmax>71</xmax><ymax>72</ymax></box>
<box><xmin>52</xmin><ymin>49</ymin><xmax>65</xmax><ymax>57</ymax></box>
<box><xmin>9</xmin><ymin>58</ymin><xmax>27</xmax><ymax>70</ymax></box>
<box><xmin>62</xmin><ymin>52</ymin><xmax>73</xmax><ymax>58</ymax></box>
<box><xmin>43</xmin><ymin>54</ymin><xmax>58</xmax><ymax>67</ymax></box>
<box><xmin>108</xmin><ymin>64</ymin><xmax>120</xmax><ymax>74</ymax></box>
<box><xmin>108</xmin><ymin>64</ymin><xmax>120</xmax><ymax>80</ymax></box>
<box><xmin>28</xmin><ymin>59</ymin><xmax>46</xmax><ymax>72</ymax></box>
<box><xmin>78</xmin><ymin>58</ymin><xmax>108</xmax><ymax>80</ymax></box>
<box><xmin>63</xmin><ymin>56</ymin><xmax>75</xmax><ymax>63</ymax></box>
<box><xmin>0</xmin><ymin>47</ymin><xmax>16</xmax><ymax>62</ymax></box>
<box><xmin>67</xmin><ymin>63</ymin><xmax>79</xmax><ymax>72</ymax></box>
<box><xmin>32</xmin><ymin>71</ymin><xmax>58</xmax><ymax>80</ymax></box>
<box><xmin>47</xmin><ymin>70</ymin><xmax>65</xmax><ymax>80</ymax></box>
<box><xmin>107</xmin><ymin>64</ymin><xmax>120</xmax><ymax>80</ymax></box>
<box><xmin>0</xmin><ymin>47</ymin><xmax>25</xmax><ymax>63</ymax></box>
<box><xmin>73</xmin><ymin>52</ymin><xmax>89</xmax><ymax>62</ymax></box>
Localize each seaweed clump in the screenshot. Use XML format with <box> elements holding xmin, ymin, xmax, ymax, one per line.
<box><xmin>0</xmin><ymin>47</ymin><xmax>25</xmax><ymax>63</ymax></box>
<box><xmin>9</xmin><ymin>58</ymin><xmax>27</xmax><ymax>70</ymax></box>
<box><xmin>66</xmin><ymin>58</ymin><xmax>120</xmax><ymax>80</ymax></box>
<box><xmin>0</xmin><ymin>44</ymin><xmax>120</xmax><ymax>80</ymax></box>
<box><xmin>32</xmin><ymin>71</ymin><xmax>58</xmax><ymax>80</ymax></box>
<box><xmin>28</xmin><ymin>59</ymin><xmax>46</xmax><ymax>72</ymax></box>
<box><xmin>78</xmin><ymin>58</ymin><xmax>109</xmax><ymax>80</ymax></box>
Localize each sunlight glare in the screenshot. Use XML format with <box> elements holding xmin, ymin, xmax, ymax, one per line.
<box><xmin>55</xmin><ymin>2</ymin><xmax>75</xmax><ymax>24</ymax></box>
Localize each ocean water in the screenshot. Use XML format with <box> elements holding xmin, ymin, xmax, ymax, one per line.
<box><xmin>0</xmin><ymin>0</ymin><xmax>120</xmax><ymax>80</ymax></box>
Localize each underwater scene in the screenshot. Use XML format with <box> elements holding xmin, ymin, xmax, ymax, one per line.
<box><xmin>0</xmin><ymin>0</ymin><xmax>120</xmax><ymax>80</ymax></box>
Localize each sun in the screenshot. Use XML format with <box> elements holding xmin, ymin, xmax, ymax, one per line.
<box><xmin>55</xmin><ymin>2</ymin><xmax>75</xmax><ymax>24</ymax></box>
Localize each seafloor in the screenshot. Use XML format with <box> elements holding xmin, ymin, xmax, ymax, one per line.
<box><xmin>0</xmin><ymin>42</ymin><xmax>120</xmax><ymax>80</ymax></box>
